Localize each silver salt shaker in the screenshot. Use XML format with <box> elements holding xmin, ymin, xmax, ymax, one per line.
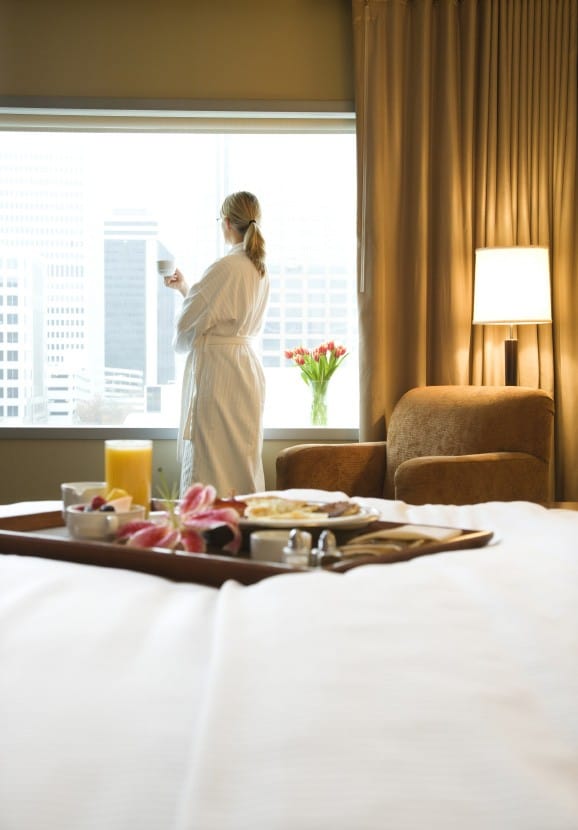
<box><xmin>282</xmin><ymin>528</ymin><xmax>312</xmax><ymax>567</ymax></box>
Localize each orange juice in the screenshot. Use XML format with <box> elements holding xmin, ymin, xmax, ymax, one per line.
<box><xmin>104</xmin><ymin>440</ymin><xmax>153</xmax><ymax>513</ymax></box>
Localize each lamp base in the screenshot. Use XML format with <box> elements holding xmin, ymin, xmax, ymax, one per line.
<box><xmin>505</xmin><ymin>338</ymin><xmax>518</xmax><ymax>386</ymax></box>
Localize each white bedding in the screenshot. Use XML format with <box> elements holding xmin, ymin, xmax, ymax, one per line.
<box><xmin>1</xmin><ymin>494</ymin><xmax>577</xmax><ymax>830</ymax></box>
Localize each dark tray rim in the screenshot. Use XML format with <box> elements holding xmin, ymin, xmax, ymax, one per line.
<box><xmin>0</xmin><ymin>509</ymin><xmax>494</xmax><ymax>587</ymax></box>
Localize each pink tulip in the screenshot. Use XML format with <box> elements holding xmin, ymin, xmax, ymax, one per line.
<box><xmin>282</xmin><ymin>338</ymin><xmax>348</xmax><ymax>385</ymax></box>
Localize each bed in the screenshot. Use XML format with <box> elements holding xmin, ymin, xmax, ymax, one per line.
<box><xmin>1</xmin><ymin>491</ymin><xmax>577</xmax><ymax>830</ymax></box>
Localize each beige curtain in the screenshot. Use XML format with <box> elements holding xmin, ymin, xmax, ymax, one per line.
<box><xmin>352</xmin><ymin>0</ymin><xmax>578</xmax><ymax>500</ymax></box>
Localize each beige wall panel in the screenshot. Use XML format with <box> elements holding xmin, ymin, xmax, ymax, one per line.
<box><xmin>0</xmin><ymin>0</ymin><xmax>354</xmax><ymax>106</ymax></box>
<box><xmin>0</xmin><ymin>438</ymin><xmax>354</xmax><ymax>504</ymax></box>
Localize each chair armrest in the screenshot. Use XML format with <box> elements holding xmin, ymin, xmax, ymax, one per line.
<box><xmin>394</xmin><ymin>452</ymin><xmax>551</xmax><ymax>505</ymax></box>
<box><xmin>275</xmin><ymin>442</ymin><xmax>387</xmax><ymax>497</ymax></box>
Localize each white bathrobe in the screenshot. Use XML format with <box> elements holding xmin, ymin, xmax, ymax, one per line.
<box><xmin>173</xmin><ymin>243</ymin><xmax>270</xmax><ymax>496</ymax></box>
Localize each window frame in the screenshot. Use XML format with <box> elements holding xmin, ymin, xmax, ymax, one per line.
<box><xmin>0</xmin><ymin>106</ymin><xmax>359</xmax><ymax>442</ymax></box>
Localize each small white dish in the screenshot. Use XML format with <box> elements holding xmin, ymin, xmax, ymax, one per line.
<box><xmin>66</xmin><ymin>504</ymin><xmax>146</xmax><ymax>542</ymax></box>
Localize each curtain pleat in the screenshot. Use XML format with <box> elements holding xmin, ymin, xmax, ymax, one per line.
<box><xmin>352</xmin><ymin>0</ymin><xmax>577</xmax><ymax>499</ymax></box>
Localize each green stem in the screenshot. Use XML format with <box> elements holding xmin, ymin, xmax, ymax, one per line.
<box><xmin>310</xmin><ymin>380</ymin><xmax>329</xmax><ymax>426</ymax></box>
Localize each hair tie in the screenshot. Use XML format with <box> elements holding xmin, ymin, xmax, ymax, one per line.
<box><xmin>248</xmin><ymin>219</ymin><xmax>256</xmax><ymax>226</ymax></box>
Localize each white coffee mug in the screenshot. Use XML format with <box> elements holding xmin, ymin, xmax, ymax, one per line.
<box><xmin>157</xmin><ymin>241</ymin><xmax>175</xmax><ymax>277</ymax></box>
<box><xmin>157</xmin><ymin>258</ymin><xmax>176</xmax><ymax>277</ymax></box>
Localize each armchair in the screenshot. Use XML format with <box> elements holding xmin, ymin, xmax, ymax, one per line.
<box><xmin>275</xmin><ymin>385</ymin><xmax>555</xmax><ymax>505</ymax></box>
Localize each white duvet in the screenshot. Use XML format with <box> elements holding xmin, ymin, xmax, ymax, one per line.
<box><xmin>0</xmin><ymin>494</ymin><xmax>577</xmax><ymax>830</ymax></box>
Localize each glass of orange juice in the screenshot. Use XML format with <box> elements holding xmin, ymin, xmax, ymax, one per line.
<box><xmin>104</xmin><ymin>440</ymin><xmax>153</xmax><ymax>513</ymax></box>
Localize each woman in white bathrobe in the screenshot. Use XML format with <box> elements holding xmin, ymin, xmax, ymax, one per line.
<box><xmin>165</xmin><ymin>191</ymin><xmax>270</xmax><ymax>497</ymax></box>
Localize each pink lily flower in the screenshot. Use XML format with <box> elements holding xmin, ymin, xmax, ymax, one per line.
<box><xmin>184</xmin><ymin>507</ymin><xmax>242</xmax><ymax>553</ymax></box>
<box><xmin>115</xmin><ymin>482</ymin><xmax>242</xmax><ymax>555</ymax></box>
<box><xmin>122</xmin><ymin>523</ymin><xmax>181</xmax><ymax>550</ymax></box>
<box><xmin>179</xmin><ymin>527</ymin><xmax>207</xmax><ymax>553</ymax></box>
<box><xmin>180</xmin><ymin>482</ymin><xmax>217</xmax><ymax>515</ymax></box>
<box><xmin>116</xmin><ymin>519</ymin><xmax>155</xmax><ymax>541</ymax></box>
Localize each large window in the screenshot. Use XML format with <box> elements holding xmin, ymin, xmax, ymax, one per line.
<box><xmin>0</xmin><ymin>121</ymin><xmax>358</xmax><ymax>430</ymax></box>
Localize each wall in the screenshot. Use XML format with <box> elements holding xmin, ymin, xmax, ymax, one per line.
<box><xmin>0</xmin><ymin>438</ymin><xmax>349</xmax><ymax>503</ymax></box>
<box><xmin>0</xmin><ymin>0</ymin><xmax>355</xmax><ymax>504</ymax></box>
<box><xmin>0</xmin><ymin>0</ymin><xmax>354</xmax><ymax>107</ymax></box>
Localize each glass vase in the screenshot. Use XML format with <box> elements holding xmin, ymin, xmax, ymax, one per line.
<box><xmin>309</xmin><ymin>380</ymin><xmax>329</xmax><ymax>426</ymax></box>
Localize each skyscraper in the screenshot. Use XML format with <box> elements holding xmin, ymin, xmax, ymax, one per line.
<box><xmin>0</xmin><ymin>136</ymin><xmax>89</xmax><ymax>422</ymax></box>
<box><xmin>103</xmin><ymin>208</ymin><xmax>176</xmax><ymax>401</ymax></box>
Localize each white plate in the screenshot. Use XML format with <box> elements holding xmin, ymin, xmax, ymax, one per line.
<box><xmin>240</xmin><ymin>504</ymin><xmax>380</xmax><ymax>530</ymax></box>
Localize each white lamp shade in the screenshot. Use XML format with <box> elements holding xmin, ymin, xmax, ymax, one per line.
<box><xmin>473</xmin><ymin>246</ymin><xmax>552</xmax><ymax>325</ymax></box>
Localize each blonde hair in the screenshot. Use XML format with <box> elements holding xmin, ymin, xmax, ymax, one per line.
<box><xmin>221</xmin><ymin>191</ymin><xmax>267</xmax><ymax>277</ymax></box>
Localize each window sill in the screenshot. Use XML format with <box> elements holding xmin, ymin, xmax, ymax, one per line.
<box><xmin>0</xmin><ymin>426</ymin><xmax>359</xmax><ymax>442</ymax></box>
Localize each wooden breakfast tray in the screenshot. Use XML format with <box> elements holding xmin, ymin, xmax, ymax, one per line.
<box><xmin>0</xmin><ymin>504</ymin><xmax>494</xmax><ymax>587</ymax></box>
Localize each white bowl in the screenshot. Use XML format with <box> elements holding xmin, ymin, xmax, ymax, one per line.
<box><xmin>66</xmin><ymin>503</ymin><xmax>146</xmax><ymax>542</ymax></box>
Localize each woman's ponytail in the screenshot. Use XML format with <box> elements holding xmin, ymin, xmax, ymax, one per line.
<box><xmin>221</xmin><ymin>191</ymin><xmax>267</xmax><ymax>277</ymax></box>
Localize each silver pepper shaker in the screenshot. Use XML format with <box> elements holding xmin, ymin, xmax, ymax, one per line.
<box><xmin>310</xmin><ymin>529</ymin><xmax>341</xmax><ymax>566</ymax></box>
<box><xmin>282</xmin><ymin>528</ymin><xmax>312</xmax><ymax>567</ymax></box>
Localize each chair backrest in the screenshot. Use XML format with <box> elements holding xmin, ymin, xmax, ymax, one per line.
<box><xmin>384</xmin><ymin>385</ymin><xmax>554</xmax><ymax>499</ymax></box>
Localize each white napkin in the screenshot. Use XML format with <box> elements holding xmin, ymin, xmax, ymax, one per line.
<box><xmin>340</xmin><ymin>524</ymin><xmax>463</xmax><ymax>558</ymax></box>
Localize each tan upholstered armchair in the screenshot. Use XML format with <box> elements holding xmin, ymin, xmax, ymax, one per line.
<box><xmin>276</xmin><ymin>385</ymin><xmax>555</xmax><ymax>505</ymax></box>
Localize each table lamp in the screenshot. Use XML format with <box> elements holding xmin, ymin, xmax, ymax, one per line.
<box><xmin>472</xmin><ymin>246</ymin><xmax>552</xmax><ymax>385</ymax></box>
